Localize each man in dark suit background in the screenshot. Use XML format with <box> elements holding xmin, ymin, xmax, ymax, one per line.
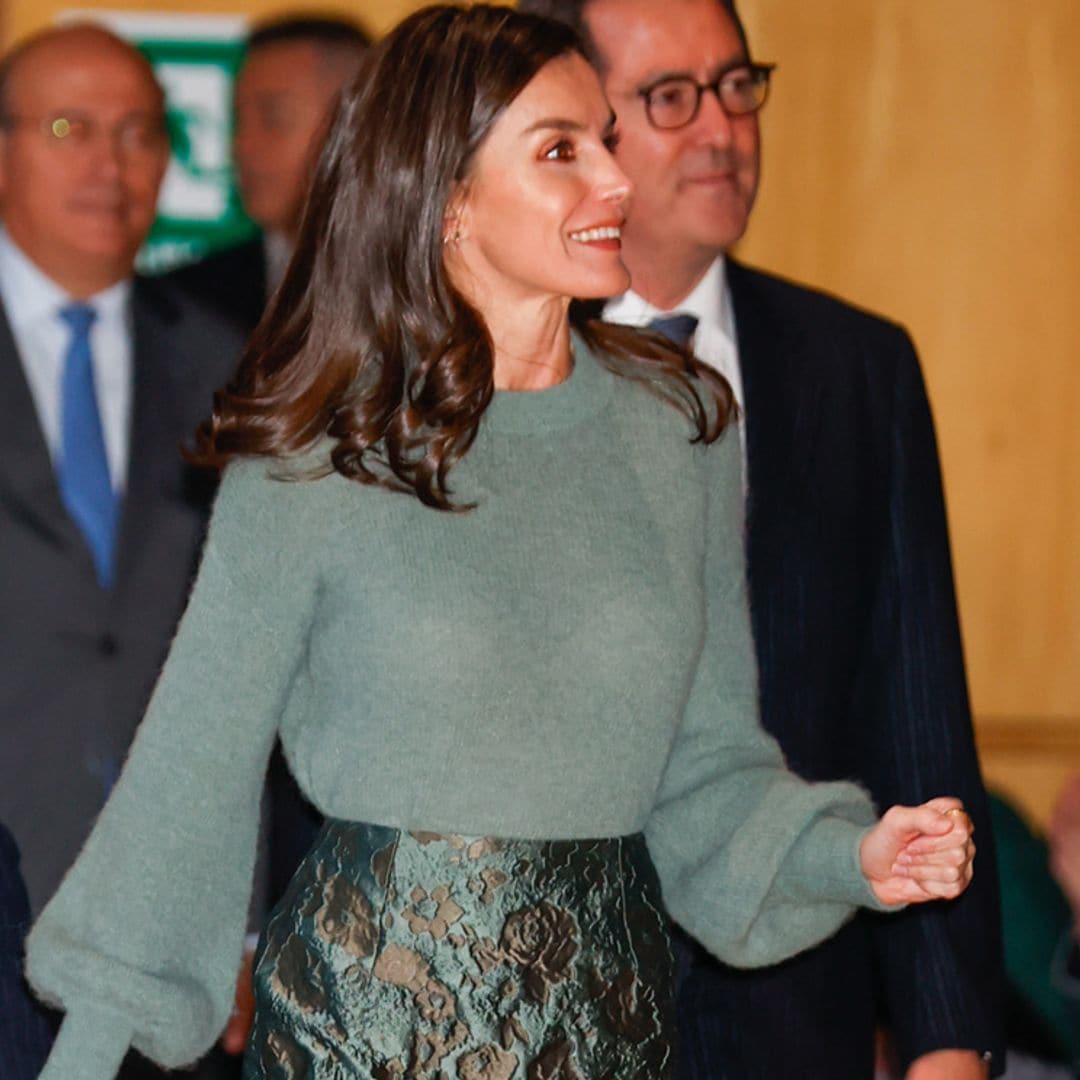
<box><xmin>0</xmin><ymin>823</ymin><xmax>52</xmax><ymax>1080</ymax></box>
<box><xmin>0</xmin><ymin>24</ymin><xmax>242</xmax><ymax>1078</ymax></box>
<box><xmin>522</xmin><ymin>0</ymin><xmax>1004</xmax><ymax>1076</ymax></box>
<box><xmin>169</xmin><ymin>16</ymin><xmax>369</xmax><ymax>335</ymax></box>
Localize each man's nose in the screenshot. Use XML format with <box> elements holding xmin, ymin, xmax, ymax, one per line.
<box><xmin>692</xmin><ymin>87</ymin><xmax>736</xmax><ymax>147</ymax></box>
<box><xmin>85</xmin><ymin>128</ymin><xmax>127</xmax><ymax>178</ymax></box>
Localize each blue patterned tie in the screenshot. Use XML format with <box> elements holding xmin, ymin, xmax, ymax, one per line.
<box><xmin>647</xmin><ymin>313</ymin><xmax>699</xmax><ymax>348</ymax></box>
<box><xmin>57</xmin><ymin>303</ymin><xmax>117</xmax><ymax>588</ymax></box>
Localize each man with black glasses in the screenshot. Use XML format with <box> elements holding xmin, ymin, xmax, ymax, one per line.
<box><xmin>522</xmin><ymin>0</ymin><xmax>1004</xmax><ymax>1076</ymax></box>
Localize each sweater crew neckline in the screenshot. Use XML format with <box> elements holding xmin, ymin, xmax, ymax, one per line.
<box><xmin>481</xmin><ymin>331</ymin><xmax>611</xmax><ymax>436</ymax></box>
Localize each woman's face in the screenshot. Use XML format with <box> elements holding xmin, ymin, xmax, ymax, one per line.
<box><xmin>446</xmin><ymin>52</ymin><xmax>633</xmax><ymax>310</ymax></box>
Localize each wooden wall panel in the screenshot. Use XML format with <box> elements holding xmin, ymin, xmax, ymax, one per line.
<box><xmin>979</xmin><ymin>723</ymin><xmax>1080</xmax><ymax>829</ymax></box>
<box><xmin>736</xmin><ymin>1</ymin><xmax>1080</xmax><ymax>731</ymax></box>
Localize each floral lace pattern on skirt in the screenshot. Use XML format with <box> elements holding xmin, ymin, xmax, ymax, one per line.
<box><xmin>245</xmin><ymin>820</ymin><xmax>675</xmax><ymax>1079</ymax></box>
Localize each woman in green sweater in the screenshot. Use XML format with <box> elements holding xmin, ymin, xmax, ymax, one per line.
<box><xmin>28</xmin><ymin>6</ymin><xmax>976</xmax><ymax>1078</ymax></box>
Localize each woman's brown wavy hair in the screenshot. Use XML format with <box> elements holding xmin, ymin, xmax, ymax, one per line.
<box><xmin>191</xmin><ymin>3</ymin><xmax>734</xmax><ymax>510</ymax></box>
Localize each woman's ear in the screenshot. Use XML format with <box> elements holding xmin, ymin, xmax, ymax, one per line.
<box><xmin>442</xmin><ymin>183</ymin><xmax>469</xmax><ymax>246</ymax></box>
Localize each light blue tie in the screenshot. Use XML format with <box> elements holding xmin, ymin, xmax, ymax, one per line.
<box><xmin>648</xmin><ymin>312</ymin><xmax>699</xmax><ymax>348</ymax></box>
<box><xmin>57</xmin><ymin>303</ymin><xmax>117</xmax><ymax>588</ymax></box>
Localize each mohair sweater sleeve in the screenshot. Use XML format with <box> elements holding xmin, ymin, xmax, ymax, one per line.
<box><xmin>26</xmin><ymin>460</ymin><xmax>320</xmax><ymax>1076</ymax></box>
<box><xmin>644</xmin><ymin>428</ymin><xmax>895</xmax><ymax>968</ymax></box>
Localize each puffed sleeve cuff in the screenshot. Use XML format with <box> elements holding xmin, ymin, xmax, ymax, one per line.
<box><xmin>781</xmin><ymin>817</ymin><xmax>907</xmax><ymax>914</ymax></box>
<box><xmin>38</xmin><ymin>1005</ymin><xmax>134</xmax><ymax>1079</ymax></box>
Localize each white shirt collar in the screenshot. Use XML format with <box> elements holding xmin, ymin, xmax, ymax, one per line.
<box><xmin>0</xmin><ymin>226</ymin><xmax>132</xmax><ymax>325</ymax></box>
<box><xmin>0</xmin><ymin>226</ymin><xmax>135</xmax><ymax>490</ymax></box>
<box><xmin>603</xmin><ymin>256</ymin><xmax>733</xmax><ymax>343</ymax></box>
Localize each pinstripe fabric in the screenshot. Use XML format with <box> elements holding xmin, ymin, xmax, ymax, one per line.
<box><xmin>0</xmin><ymin>823</ymin><xmax>53</xmax><ymax>1079</ymax></box>
<box><xmin>673</xmin><ymin>260</ymin><xmax>1005</xmax><ymax>1079</ymax></box>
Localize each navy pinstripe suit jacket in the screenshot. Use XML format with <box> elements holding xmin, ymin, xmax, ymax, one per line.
<box><xmin>674</xmin><ymin>260</ymin><xmax>1005</xmax><ymax>1079</ymax></box>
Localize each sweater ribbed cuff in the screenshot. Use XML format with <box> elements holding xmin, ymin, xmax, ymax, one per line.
<box><xmin>39</xmin><ymin>1005</ymin><xmax>134</xmax><ymax>1080</ymax></box>
<box><xmin>783</xmin><ymin>816</ymin><xmax>906</xmax><ymax>912</ymax></box>
<box><xmin>847</xmin><ymin>824</ymin><xmax>907</xmax><ymax>913</ymax></box>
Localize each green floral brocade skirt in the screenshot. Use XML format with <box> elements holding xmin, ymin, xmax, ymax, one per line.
<box><xmin>245</xmin><ymin>820</ymin><xmax>676</xmax><ymax>1079</ymax></box>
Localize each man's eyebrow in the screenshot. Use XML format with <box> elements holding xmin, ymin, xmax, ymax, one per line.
<box><xmin>636</xmin><ymin>56</ymin><xmax>750</xmax><ymax>89</ymax></box>
<box><xmin>36</xmin><ymin>107</ymin><xmax>161</xmax><ymax>121</ymax></box>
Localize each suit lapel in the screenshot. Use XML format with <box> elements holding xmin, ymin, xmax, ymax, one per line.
<box><xmin>729</xmin><ymin>258</ymin><xmax>826</xmax><ymax>537</ymax></box>
<box><xmin>112</xmin><ymin>280</ymin><xmax>186</xmax><ymax>588</ymax></box>
<box><xmin>0</xmin><ymin>301</ymin><xmax>97</xmax><ymax>564</ymax></box>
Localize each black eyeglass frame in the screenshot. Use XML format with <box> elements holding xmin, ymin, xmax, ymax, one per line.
<box><xmin>638</xmin><ymin>62</ymin><xmax>777</xmax><ymax>131</ymax></box>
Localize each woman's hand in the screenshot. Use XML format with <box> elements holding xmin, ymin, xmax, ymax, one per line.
<box><xmin>860</xmin><ymin>796</ymin><xmax>975</xmax><ymax>906</ymax></box>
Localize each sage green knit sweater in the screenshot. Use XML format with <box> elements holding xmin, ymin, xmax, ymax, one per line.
<box><xmin>28</xmin><ymin>340</ymin><xmax>889</xmax><ymax>1075</ymax></box>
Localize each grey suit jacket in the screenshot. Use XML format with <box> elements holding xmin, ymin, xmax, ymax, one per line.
<box><xmin>0</xmin><ymin>276</ymin><xmax>242</xmax><ymax>917</ymax></box>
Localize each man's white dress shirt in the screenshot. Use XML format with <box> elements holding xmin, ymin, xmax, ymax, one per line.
<box><xmin>0</xmin><ymin>228</ymin><xmax>133</xmax><ymax>494</ymax></box>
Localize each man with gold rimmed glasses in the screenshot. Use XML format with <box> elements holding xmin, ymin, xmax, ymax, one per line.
<box><xmin>522</xmin><ymin>0</ymin><xmax>1004</xmax><ymax>1077</ymax></box>
<box><xmin>0</xmin><ymin>112</ymin><xmax>170</xmax><ymax>158</ymax></box>
<box><xmin>0</xmin><ymin>24</ymin><xmax>242</xmax><ymax>1080</ymax></box>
